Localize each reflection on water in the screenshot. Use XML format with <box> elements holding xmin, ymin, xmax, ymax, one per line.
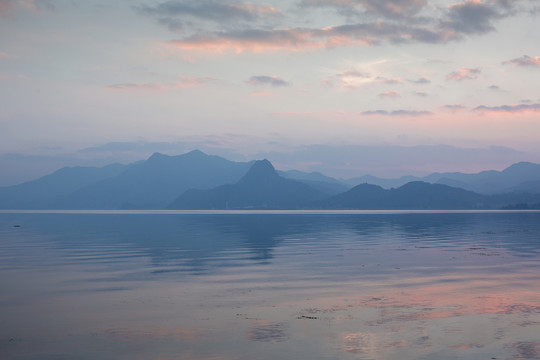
<box><xmin>1</xmin><ymin>212</ymin><xmax>539</xmax><ymax>360</ymax></box>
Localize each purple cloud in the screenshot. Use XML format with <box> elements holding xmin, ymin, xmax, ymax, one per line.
<box><xmin>247</xmin><ymin>75</ymin><xmax>290</xmax><ymax>87</ymax></box>
<box><xmin>473</xmin><ymin>103</ymin><xmax>540</xmax><ymax>113</ymax></box>
<box><xmin>503</xmin><ymin>55</ymin><xmax>540</xmax><ymax>67</ymax></box>
<box><xmin>299</xmin><ymin>0</ymin><xmax>428</xmax><ymax>20</ymax></box>
<box><xmin>408</xmin><ymin>76</ymin><xmax>431</xmax><ymax>84</ymax></box>
<box><xmin>362</xmin><ymin>109</ymin><xmax>432</xmax><ymax>116</ymax></box>
<box><xmin>148</xmin><ymin>0</ymin><xmax>535</xmax><ymax>53</ymax></box>
<box><xmin>442</xmin><ymin>0</ymin><xmax>502</xmax><ymax>35</ymax></box>
<box><xmin>442</xmin><ymin>104</ymin><xmax>467</xmax><ymax>112</ymax></box>
<box><xmin>137</xmin><ymin>0</ymin><xmax>281</xmax><ymax>23</ymax></box>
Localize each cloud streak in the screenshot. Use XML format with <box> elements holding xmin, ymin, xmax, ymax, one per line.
<box><xmin>137</xmin><ymin>0</ymin><xmax>281</xmax><ymax>29</ymax></box>
<box><xmin>163</xmin><ymin>22</ymin><xmax>452</xmax><ymax>53</ymax></box>
<box><xmin>503</xmin><ymin>55</ymin><xmax>540</xmax><ymax>67</ymax></box>
<box><xmin>442</xmin><ymin>0</ymin><xmax>503</xmax><ymax>35</ymax></box>
<box><xmin>446</xmin><ymin>67</ymin><xmax>480</xmax><ymax>81</ymax></box>
<box><xmin>473</xmin><ymin>103</ymin><xmax>540</xmax><ymax>114</ymax></box>
<box><xmin>154</xmin><ymin>0</ymin><xmax>535</xmax><ymax>53</ymax></box>
<box><xmin>378</xmin><ymin>91</ymin><xmax>401</xmax><ymax>99</ymax></box>
<box><xmin>247</xmin><ymin>75</ymin><xmax>290</xmax><ymax>87</ymax></box>
<box><xmin>322</xmin><ymin>69</ymin><xmax>372</xmax><ymax>89</ymax></box>
<box><xmin>408</xmin><ymin>76</ymin><xmax>431</xmax><ymax>84</ymax></box>
<box><xmin>442</xmin><ymin>104</ymin><xmax>467</xmax><ymax>112</ymax></box>
<box><xmin>376</xmin><ymin>76</ymin><xmax>403</xmax><ymax>84</ymax></box>
<box><xmin>106</xmin><ymin>76</ymin><xmax>215</xmax><ymax>91</ymax></box>
<box><xmin>300</xmin><ymin>0</ymin><xmax>428</xmax><ymax>19</ymax></box>
<box><xmin>362</xmin><ymin>109</ymin><xmax>432</xmax><ymax>116</ymax></box>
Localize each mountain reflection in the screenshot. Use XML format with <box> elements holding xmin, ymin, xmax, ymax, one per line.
<box><xmin>2</xmin><ymin>212</ymin><xmax>539</xmax><ymax>278</ymax></box>
<box><xmin>1</xmin><ymin>211</ymin><xmax>540</xmax><ymax>360</ymax></box>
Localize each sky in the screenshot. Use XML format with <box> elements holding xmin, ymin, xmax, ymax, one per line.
<box><xmin>1</xmin><ymin>0</ymin><xmax>540</xmax><ymax>185</ymax></box>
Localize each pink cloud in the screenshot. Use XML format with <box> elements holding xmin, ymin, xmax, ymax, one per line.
<box><xmin>107</xmin><ymin>82</ymin><xmax>170</xmax><ymax>91</ymax></box>
<box><xmin>106</xmin><ymin>76</ymin><xmax>214</xmax><ymax>92</ymax></box>
<box><xmin>338</xmin><ymin>70</ymin><xmax>370</xmax><ymax>78</ymax></box>
<box><xmin>378</xmin><ymin>91</ymin><xmax>400</xmax><ymax>99</ymax></box>
<box><xmin>376</xmin><ymin>76</ymin><xmax>403</xmax><ymax>84</ymax></box>
<box><xmin>167</xmin><ymin>29</ymin><xmax>327</xmax><ymax>54</ymax></box>
<box><xmin>446</xmin><ymin>67</ymin><xmax>481</xmax><ymax>81</ymax></box>
<box><xmin>503</xmin><ymin>55</ymin><xmax>540</xmax><ymax>67</ymax></box>
<box><xmin>323</xmin><ymin>69</ymin><xmax>370</xmax><ymax>89</ymax></box>
<box><xmin>250</xmin><ymin>90</ymin><xmax>272</xmax><ymax>97</ymax></box>
<box><xmin>165</xmin><ymin>20</ymin><xmax>455</xmax><ymax>54</ymax></box>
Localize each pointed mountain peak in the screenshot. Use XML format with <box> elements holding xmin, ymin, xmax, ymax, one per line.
<box><xmin>148</xmin><ymin>152</ymin><xmax>167</xmax><ymax>161</ymax></box>
<box><xmin>240</xmin><ymin>159</ymin><xmax>278</xmax><ymax>182</ymax></box>
<box><xmin>184</xmin><ymin>149</ymin><xmax>207</xmax><ymax>157</ymax></box>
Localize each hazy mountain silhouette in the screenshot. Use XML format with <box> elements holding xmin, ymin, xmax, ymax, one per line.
<box><xmin>315</xmin><ymin>181</ymin><xmax>487</xmax><ymax>209</ymax></box>
<box><xmin>426</xmin><ymin>162</ymin><xmax>540</xmax><ymax>194</ymax></box>
<box><xmin>343</xmin><ymin>174</ymin><xmax>421</xmax><ymax>190</ymax></box>
<box><xmin>0</xmin><ymin>163</ymin><xmax>129</xmax><ymax>209</ymax></box>
<box><xmin>344</xmin><ymin>162</ymin><xmax>540</xmax><ymax>195</ymax></box>
<box><xmin>54</xmin><ymin>150</ymin><xmax>253</xmax><ymax>209</ymax></box>
<box><xmin>0</xmin><ymin>150</ymin><xmax>253</xmax><ymax>209</ymax></box>
<box><xmin>168</xmin><ymin>159</ymin><xmax>325</xmax><ymax>209</ymax></box>
<box><xmin>2</xmin><ymin>150</ymin><xmax>540</xmax><ymax>210</ymax></box>
<box><xmin>501</xmin><ymin>180</ymin><xmax>540</xmax><ymax>195</ymax></box>
<box><xmin>278</xmin><ymin>169</ymin><xmax>349</xmax><ymax>195</ymax></box>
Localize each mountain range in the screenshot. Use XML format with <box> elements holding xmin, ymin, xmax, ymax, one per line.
<box><xmin>1</xmin><ymin>150</ymin><xmax>540</xmax><ymax>210</ymax></box>
<box><xmin>345</xmin><ymin>161</ymin><xmax>540</xmax><ymax>195</ymax></box>
<box><xmin>168</xmin><ymin>160</ymin><xmax>326</xmax><ymax>209</ymax></box>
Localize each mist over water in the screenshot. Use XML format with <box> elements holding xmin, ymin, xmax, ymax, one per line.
<box><xmin>1</xmin><ymin>212</ymin><xmax>539</xmax><ymax>360</ymax></box>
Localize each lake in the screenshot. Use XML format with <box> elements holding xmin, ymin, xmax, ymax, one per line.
<box><xmin>1</xmin><ymin>211</ymin><xmax>539</xmax><ymax>360</ymax></box>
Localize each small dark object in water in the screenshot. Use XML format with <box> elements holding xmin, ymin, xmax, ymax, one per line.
<box><xmin>298</xmin><ymin>315</ymin><xmax>318</xmax><ymax>320</ymax></box>
<box><xmin>13</xmin><ymin>225</ymin><xmax>21</xmax><ymax>228</ymax></box>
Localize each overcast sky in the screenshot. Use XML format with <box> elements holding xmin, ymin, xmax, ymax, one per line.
<box><xmin>1</xmin><ymin>0</ymin><xmax>540</xmax><ymax>184</ymax></box>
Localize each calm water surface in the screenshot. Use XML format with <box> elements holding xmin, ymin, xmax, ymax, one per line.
<box><xmin>1</xmin><ymin>212</ymin><xmax>539</xmax><ymax>360</ymax></box>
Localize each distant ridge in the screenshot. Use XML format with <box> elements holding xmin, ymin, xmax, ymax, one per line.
<box><xmin>314</xmin><ymin>181</ymin><xmax>485</xmax><ymax>209</ymax></box>
<box><xmin>314</xmin><ymin>181</ymin><xmax>540</xmax><ymax>210</ymax></box>
<box><xmin>0</xmin><ymin>150</ymin><xmax>253</xmax><ymax>209</ymax></box>
<box><xmin>345</xmin><ymin>162</ymin><xmax>540</xmax><ymax>195</ymax></box>
<box><xmin>1</xmin><ymin>150</ymin><xmax>540</xmax><ymax>210</ymax></box>
<box><xmin>53</xmin><ymin>150</ymin><xmax>254</xmax><ymax>209</ymax></box>
<box><xmin>0</xmin><ymin>163</ymin><xmax>129</xmax><ymax>209</ymax></box>
<box><xmin>167</xmin><ymin>159</ymin><xmax>325</xmax><ymax>209</ymax></box>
